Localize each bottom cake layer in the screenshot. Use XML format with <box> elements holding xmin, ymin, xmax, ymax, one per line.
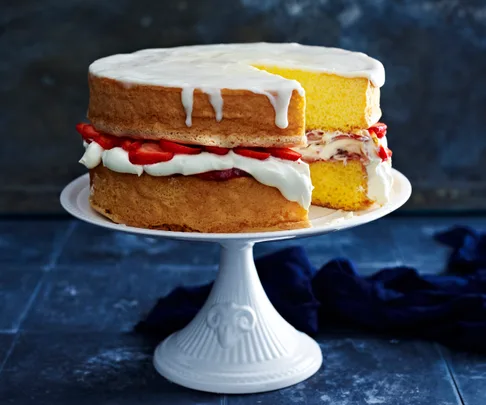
<box><xmin>89</xmin><ymin>166</ymin><xmax>310</xmax><ymax>233</ymax></box>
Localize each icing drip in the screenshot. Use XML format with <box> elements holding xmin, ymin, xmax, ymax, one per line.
<box><xmin>204</xmin><ymin>88</ymin><xmax>224</xmax><ymax>122</ymax></box>
<box><xmin>181</xmin><ymin>87</ymin><xmax>194</xmax><ymax>127</ymax></box>
<box><xmin>89</xmin><ymin>43</ymin><xmax>384</xmax><ymax>129</ymax></box>
<box><xmin>261</xmin><ymin>87</ymin><xmax>295</xmax><ymax>129</ymax></box>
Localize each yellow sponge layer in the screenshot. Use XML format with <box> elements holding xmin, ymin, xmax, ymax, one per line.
<box><xmin>254</xmin><ymin>65</ymin><xmax>381</xmax><ymax>132</ymax></box>
<box><xmin>309</xmin><ymin>160</ymin><xmax>373</xmax><ymax>211</ymax></box>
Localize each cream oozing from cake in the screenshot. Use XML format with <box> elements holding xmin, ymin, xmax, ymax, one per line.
<box><xmin>80</xmin><ymin>142</ymin><xmax>313</xmax><ymax>209</ymax></box>
<box><xmin>89</xmin><ymin>43</ymin><xmax>385</xmax><ymax>129</ymax></box>
<box><xmin>295</xmin><ymin>131</ymin><xmax>393</xmax><ymax>205</ymax></box>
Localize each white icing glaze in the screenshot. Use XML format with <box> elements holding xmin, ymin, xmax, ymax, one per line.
<box><xmin>181</xmin><ymin>87</ymin><xmax>194</xmax><ymax>127</ymax></box>
<box><xmin>204</xmin><ymin>88</ymin><xmax>224</xmax><ymax>122</ymax></box>
<box><xmin>89</xmin><ymin>43</ymin><xmax>384</xmax><ymax>129</ymax></box>
<box><xmin>295</xmin><ymin>131</ymin><xmax>393</xmax><ymax>205</ymax></box>
<box><xmin>80</xmin><ymin>142</ymin><xmax>313</xmax><ymax>209</ymax></box>
<box><xmin>261</xmin><ymin>87</ymin><xmax>294</xmax><ymax>129</ymax></box>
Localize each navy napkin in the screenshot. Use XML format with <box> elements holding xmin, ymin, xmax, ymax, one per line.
<box><xmin>136</xmin><ymin>226</ymin><xmax>486</xmax><ymax>352</ymax></box>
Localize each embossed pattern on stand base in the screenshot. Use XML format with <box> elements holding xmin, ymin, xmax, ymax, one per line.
<box><xmin>153</xmin><ymin>242</ymin><xmax>322</xmax><ymax>394</ymax></box>
<box><xmin>206</xmin><ymin>302</ymin><xmax>256</xmax><ymax>349</ymax></box>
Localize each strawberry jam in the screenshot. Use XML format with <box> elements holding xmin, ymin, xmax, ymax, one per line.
<box><xmin>196</xmin><ymin>168</ymin><xmax>249</xmax><ymax>181</ymax></box>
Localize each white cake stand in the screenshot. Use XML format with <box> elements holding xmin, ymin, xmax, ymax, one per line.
<box><xmin>60</xmin><ymin>169</ymin><xmax>411</xmax><ymax>394</ymax></box>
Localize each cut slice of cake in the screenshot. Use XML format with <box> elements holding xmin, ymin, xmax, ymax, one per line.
<box><xmin>294</xmin><ymin>123</ymin><xmax>392</xmax><ymax>210</ymax></box>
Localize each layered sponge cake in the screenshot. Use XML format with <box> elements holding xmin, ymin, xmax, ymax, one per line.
<box><xmin>76</xmin><ymin>43</ymin><xmax>392</xmax><ymax>233</ymax></box>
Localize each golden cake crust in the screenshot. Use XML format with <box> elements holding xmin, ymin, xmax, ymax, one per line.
<box><xmin>89</xmin><ymin>166</ymin><xmax>310</xmax><ymax>233</ymax></box>
<box><xmin>88</xmin><ymin>75</ymin><xmax>306</xmax><ymax>148</ymax></box>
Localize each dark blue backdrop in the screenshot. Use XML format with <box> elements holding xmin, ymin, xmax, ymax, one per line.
<box><xmin>1</xmin><ymin>0</ymin><xmax>484</xmax><ymax>212</ymax></box>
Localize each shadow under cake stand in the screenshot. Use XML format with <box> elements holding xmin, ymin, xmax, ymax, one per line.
<box><xmin>60</xmin><ymin>169</ymin><xmax>411</xmax><ymax>394</ymax></box>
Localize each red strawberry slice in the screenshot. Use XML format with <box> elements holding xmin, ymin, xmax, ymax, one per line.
<box><xmin>82</xmin><ymin>124</ymin><xmax>101</xmax><ymax>140</ymax></box>
<box><xmin>76</xmin><ymin>123</ymin><xmax>98</xmax><ymax>143</ymax></box>
<box><xmin>129</xmin><ymin>143</ymin><xmax>174</xmax><ymax>165</ymax></box>
<box><xmin>76</xmin><ymin>123</ymin><xmax>120</xmax><ymax>149</ymax></box>
<box><xmin>267</xmin><ymin>148</ymin><xmax>302</xmax><ymax>161</ymax></box>
<box><xmin>160</xmin><ymin>140</ymin><xmax>201</xmax><ymax>155</ymax></box>
<box><xmin>77</xmin><ymin>123</ymin><xmax>105</xmax><ymax>145</ymax></box>
<box><xmin>94</xmin><ymin>133</ymin><xmax>120</xmax><ymax>150</ymax></box>
<box><xmin>204</xmin><ymin>146</ymin><xmax>230</xmax><ymax>155</ymax></box>
<box><xmin>378</xmin><ymin>145</ymin><xmax>392</xmax><ymax>161</ymax></box>
<box><xmin>234</xmin><ymin>148</ymin><xmax>270</xmax><ymax>160</ymax></box>
<box><xmin>196</xmin><ymin>169</ymin><xmax>249</xmax><ymax>181</ymax></box>
<box><xmin>120</xmin><ymin>139</ymin><xmax>143</xmax><ymax>152</ymax></box>
<box><xmin>120</xmin><ymin>139</ymin><xmax>132</xmax><ymax>151</ymax></box>
<box><xmin>75</xmin><ymin>122</ymin><xmax>87</xmax><ymax>136</ymax></box>
<box><xmin>369</xmin><ymin>122</ymin><xmax>387</xmax><ymax>138</ymax></box>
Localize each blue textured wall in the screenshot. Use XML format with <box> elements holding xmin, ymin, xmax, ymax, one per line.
<box><xmin>1</xmin><ymin>0</ymin><xmax>485</xmax><ymax>212</ymax></box>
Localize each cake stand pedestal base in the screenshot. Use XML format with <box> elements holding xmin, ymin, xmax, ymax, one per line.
<box><xmin>153</xmin><ymin>241</ymin><xmax>322</xmax><ymax>394</ymax></box>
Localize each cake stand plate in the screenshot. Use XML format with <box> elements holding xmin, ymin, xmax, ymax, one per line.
<box><xmin>60</xmin><ymin>169</ymin><xmax>411</xmax><ymax>394</ymax></box>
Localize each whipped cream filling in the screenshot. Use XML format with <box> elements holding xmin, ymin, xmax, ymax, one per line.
<box><xmin>80</xmin><ymin>141</ymin><xmax>313</xmax><ymax>209</ymax></box>
<box><xmin>294</xmin><ymin>131</ymin><xmax>393</xmax><ymax>205</ymax></box>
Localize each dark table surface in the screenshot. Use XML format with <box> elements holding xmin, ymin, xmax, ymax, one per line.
<box><xmin>0</xmin><ymin>216</ymin><xmax>485</xmax><ymax>404</ymax></box>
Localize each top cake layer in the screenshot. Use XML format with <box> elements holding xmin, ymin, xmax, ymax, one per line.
<box><xmin>88</xmin><ymin>43</ymin><xmax>385</xmax><ymax>147</ymax></box>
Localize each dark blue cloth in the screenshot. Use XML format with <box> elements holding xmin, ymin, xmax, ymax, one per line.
<box><xmin>136</xmin><ymin>226</ymin><xmax>486</xmax><ymax>352</ymax></box>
